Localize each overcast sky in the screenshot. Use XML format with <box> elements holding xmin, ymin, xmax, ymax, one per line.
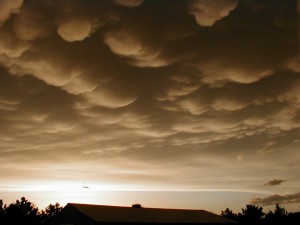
<box><xmin>0</xmin><ymin>0</ymin><xmax>299</xmax><ymax>212</ymax></box>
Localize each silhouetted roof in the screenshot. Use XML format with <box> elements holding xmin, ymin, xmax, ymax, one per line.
<box><xmin>54</xmin><ymin>203</ymin><xmax>237</xmax><ymax>224</ymax></box>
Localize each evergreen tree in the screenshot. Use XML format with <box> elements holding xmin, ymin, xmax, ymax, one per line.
<box><xmin>238</xmin><ymin>204</ymin><xmax>264</xmax><ymax>224</ymax></box>
<box><xmin>5</xmin><ymin>197</ymin><xmax>40</xmax><ymax>225</ymax></box>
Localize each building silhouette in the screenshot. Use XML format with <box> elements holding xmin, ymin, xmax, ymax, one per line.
<box><xmin>54</xmin><ymin>203</ymin><xmax>237</xmax><ymax>225</ymax></box>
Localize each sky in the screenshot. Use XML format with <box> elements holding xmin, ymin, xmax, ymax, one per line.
<box><xmin>0</xmin><ymin>0</ymin><xmax>299</xmax><ymax>214</ymax></box>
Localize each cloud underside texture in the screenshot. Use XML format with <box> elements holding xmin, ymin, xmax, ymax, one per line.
<box><xmin>0</xmin><ymin>0</ymin><xmax>299</xmax><ymax>199</ymax></box>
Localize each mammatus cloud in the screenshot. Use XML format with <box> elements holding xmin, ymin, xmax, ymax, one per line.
<box><xmin>0</xmin><ymin>0</ymin><xmax>23</xmax><ymax>25</ymax></box>
<box><xmin>103</xmin><ymin>28</ymin><xmax>167</xmax><ymax>67</ymax></box>
<box><xmin>263</xmin><ymin>179</ymin><xmax>286</xmax><ymax>186</ymax></box>
<box><xmin>83</xmin><ymin>83</ymin><xmax>138</xmax><ymax>108</ymax></box>
<box><xmin>0</xmin><ymin>0</ymin><xmax>299</xmax><ymax>210</ymax></box>
<box><xmin>194</xmin><ymin>60</ymin><xmax>273</xmax><ymax>85</ymax></box>
<box><xmin>12</xmin><ymin>3</ymin><xmax>53</xmax><ymax>41</ymax></box>
<box><xmin>57</xmin><ymin>17</ymin><xmax>94</xmax><ymax>42</ymax></box>
<box><xmin>188</xmin><ymin>0</ymin><xmax>239</xmax><ymax>26</ymax></box>
<box><xmin>251</xmin><ymin>192</ymin><xmax>300</xmax><ymax>206</ymax></box>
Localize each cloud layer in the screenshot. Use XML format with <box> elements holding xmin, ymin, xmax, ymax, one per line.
<box><xmin>0</xmin><ymin>0</ymin><xmax>299</xmax><ymax>211</ymax></box>
<box><xmin>252</xmin><ymin>192</ymin><xmax>300</xmax><ymax>206</ymax></box>
<box><xmin>263</xmin><ymin>179</ymin><xmax>286</xmax><ymax>187</ymax></box>
<box><xmin>188</xmin><ymin>0</ymin><xmax>239</xmax><ymax>26</ymax></box>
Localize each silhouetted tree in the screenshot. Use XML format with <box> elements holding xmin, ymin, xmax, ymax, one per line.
<box><xmin>274</xmin><ymin>203</ymin><xmax>287</xmax><ymax>217</ymax></box>
<box><xmin>238</xmin><ymin>204</ymin><xmax>264</xmax><ymax>224</ymax></box>
<box><xmin>221</xmin><ymin>208</ymin><xmax>238</xmax><ymax>221</ymax></box>
<box><xmin>264</xmin><ymin>204</ymin><xmax>287</xmax><ymax>224</ymax></box>
<box><xmin>0</xmin><ymin>198</ymin><xmax>64</xmax><ymax>225</ymax></box>
<box><xmin>287</xmin><ymin>211</ymin><xmax>300</xmax><ymax>225</ymax></box>
<box><xmin>5</xmin><ymin>197</ymin><xmax>40</xmax><ymax>225</ymax></box>
<box><xmin>221</xmin><ymin>204</ymin><xmax>300</xmax><ymax>225</ymax></box>
<box><xmin>0</xmin><ymin>199</ymin><xmax>5</xmax><ymax>212</ymax></box>
<box><xmin>40</xmin><ymin>202</ymin><xmax>63</xmax><ymax>225</ymax></box>
<box><xmin>0</xmin><ymin>199</ymin><xmax>6</xmax><ymax>221</ymax></box>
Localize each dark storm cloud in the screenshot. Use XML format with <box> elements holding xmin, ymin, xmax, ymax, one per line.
<box><xmin>0</xmin><ymin>0</ymin><xmax>23</xmax><ymax>25</ymax></box>
<box><xmin>0</xmin><ymin>0</ymin><xmax>299</xmax><ymax>194</ymax></box>
<box><xmin>113</xmin><ymin>0</ymin><xmax>144</xmax><ymax>8</ymax></box>
<box><xmin>252</xmin><ymin>192</ymin><xmax>300</xmax><ymax>206</ymax></box>
<box><xmin>188</xmin><ymin>0</ymin><xmax>239</xmax><ymax>26</ymax></box>
<box><xmin>263</xmin><ymin>179</ymin><xmax>286</xmax><ymax>186</ymax></box>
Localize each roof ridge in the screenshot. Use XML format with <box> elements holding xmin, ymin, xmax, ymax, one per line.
<box><xmin>67</xmin><ymin>203</ymin><xmax>208</xmax><ymax>212</ymax></box>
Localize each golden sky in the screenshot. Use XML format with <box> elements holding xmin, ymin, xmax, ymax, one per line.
<box><xmin>0</xmin><ymin>0</ymin><xmax>299</xmax><ymax>213</ymax></box>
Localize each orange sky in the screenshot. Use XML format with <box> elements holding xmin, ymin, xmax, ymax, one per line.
<box><xmin>0</xmin><ymin>0</ymin><xmax>299</xmax><ymax>213</ymax></box>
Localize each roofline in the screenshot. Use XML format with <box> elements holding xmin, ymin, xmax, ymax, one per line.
<box><xmin>66</xmin><ymin>203</ymin><xmax>209</xmax><ymax>212</ymax></box>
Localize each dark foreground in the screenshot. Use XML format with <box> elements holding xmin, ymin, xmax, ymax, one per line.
<box><xmin>0</xmin><ymin>197</ymin><xmax>299</xmax><ymax>225</ymax></box>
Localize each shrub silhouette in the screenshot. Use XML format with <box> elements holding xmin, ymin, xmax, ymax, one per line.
<box><xmin>132</xmin><ymin>203</ymin><xmax>142</xmax><ymax>208</ymax></box>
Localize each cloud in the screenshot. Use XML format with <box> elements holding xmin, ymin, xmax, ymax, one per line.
<box><xmin>251</xmin><ymin>192</ymin><xmax>300</xmax><ymax>206</ymax></box>
<box><xmin>12</xmin><ymin>3</ymin><xmax>53</xmax><ymax>41</ymax></box>
<box><xmin>0</xmin><ymin>0</ymin><xmax>299</xmax><ymax>199</ymax></box>
<box><xmin>0</xmin><ymin>24</ymin><xmax>30</xmax><ymax>58</ymax></box>
<box><xmin>237</xmin><ymin>154</ymin><xmax>244</xmax><ymax>162</ymax></box>
<box><xmin>113</xmin><ymin>0</ymin><xmax>144</xmax><ymax>8</ymax></box>
<box><xmin>263</xmin><ymin>179</ymin><xmax>286</xmax><ymax>186</ymax></box>
<box><xmin>188</xmin><ymin>0</ymin><xmax>239</xmax><ymax>26</ymax></box>
<box><xmin>286</xmin><ymin>58</ymin><xmax>300</xmax><ymax>73</ymax></box>
<box><xmin>104</xmin><ymin>29</ymin><xmax>144</xmax><ymax>56</ymax></box>
<box><xmin>258</xmin><ymin>141</ymin><xmax>277</xmax><ymax>154</ymax></box>
<box><xmin>57</xmin><ymin>17</ymin><xmax>94</xmax><ymax>42</ymax></box>
<box><xmin>0</xmin><ymin>0</ymin><xmax>23</xmax><ymax>25</ymax></box>
<box><xmin>82</xmin><ymin>82</ymin><xmax>138</xmax><ymax>108</ymax></box>
<box><xmin>194</xmin><ymin>60</ymin><xmax>273</xmax><ymax>85</ymax></box>
<box><xmin>156</xmin><ymin>75</ymin><xmax>201</xmax><ymax>101</ymax></box>
<box><xmin>103</xmin><ymin>27</ymin><xmax>167</xmax><ymax>67</ymax></box>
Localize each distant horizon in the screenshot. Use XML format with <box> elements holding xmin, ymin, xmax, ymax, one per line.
<box><xmin>1</xmin><ymin>190</ymin><xmax>299</xmax><ymax>214</ymax></box>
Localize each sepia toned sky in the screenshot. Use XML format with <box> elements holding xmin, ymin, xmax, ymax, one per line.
<box><xmin>0</xmin><ymin>0</ymin><xmax>299</xmax><ymax>213</ymax></box>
